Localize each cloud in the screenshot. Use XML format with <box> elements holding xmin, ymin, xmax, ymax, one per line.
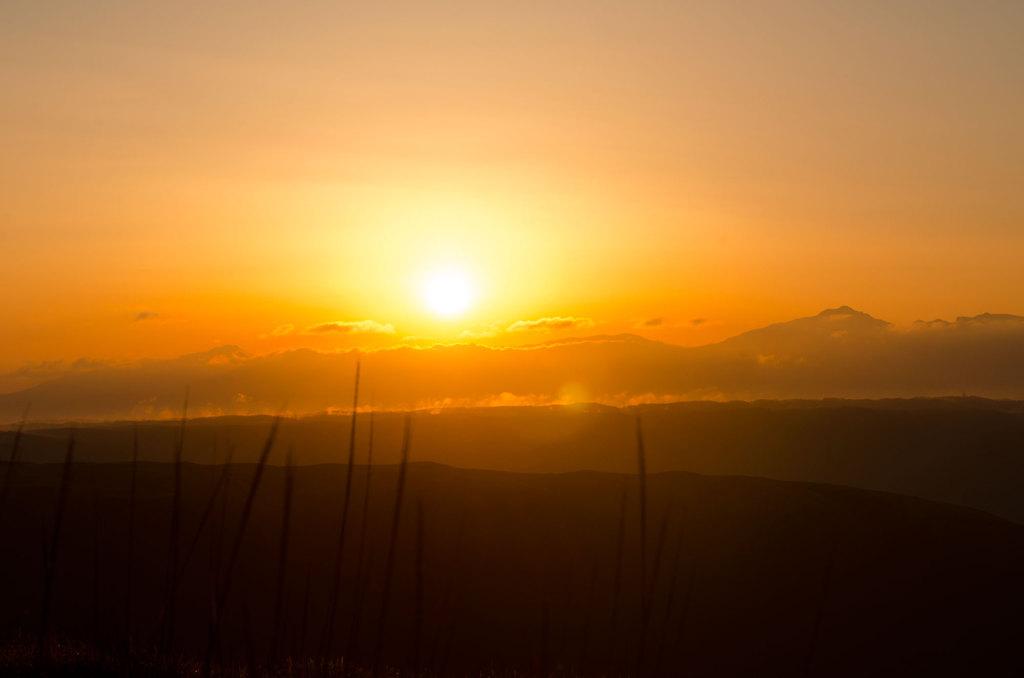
<box><xmin>0</xmin><ymin>357</ymin><xmax>114</xmax><ymax>395</ymax></box>
<box><xmin>134</xmin><ymin>311</ymin><xmax>159</xmax><ymax>321</ymax></box>
<box><xmin>691</xmin><ymin>317</ymin><xmax>707</xmax><ymax>326</ymax></box>
<box><xmin>458</xmin><ymin>323</ymin><xmax>503</xmax><ymax>340</ymax></box>
<box><xmin>8</xmin><ymin>357</ymin><xmax>109</xmax><ymax>378</ymax></box>
<box><xmin>258</xmin><ymin>324</ymin><xmax>296</xmax><ymax>340</ymax></box>
<box><xmin>305</xmin><ymin>320</ymin><xmax>396</xmax><ymax>335</ymax></box>
<box><xmin>10</xmin><ymin>359</ymin><xmax>65</xmax><ymax>378</ymax></box>
<box><xmin>641</xmin><ymin>317</ymin><xmax>665</xmax><ymax>327</ymax></box>
<box><xmin>71</xmin><ymin>357</ymin><xmax>108</xmax><ymax>371</ymax></box>
<box><xmin>913</xmin><ymin>313</ymin><xmax>1024</xmax><ymax>330</ymax></box>
<box><xmin>506</xmin><ymin>316</ymin><xmax>596</xmax><ymax>332</ymax></box>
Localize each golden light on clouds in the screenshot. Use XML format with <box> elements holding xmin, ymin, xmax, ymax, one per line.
<box><xmin>1</xmin><ymin>2</ymin><xmax>1022</xmax><ymax>373</ymax></box>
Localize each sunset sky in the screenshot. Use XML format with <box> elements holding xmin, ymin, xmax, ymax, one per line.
<box><xmin>3</xmin><ymin>1</ymin><xmax>1022</xmax><ymax>376</ymax></box>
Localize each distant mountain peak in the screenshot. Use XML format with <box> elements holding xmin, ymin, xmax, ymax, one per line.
<box><xmin>815</xmin><ymin>305</ymin><xmax>881</xmax><ymax>321</ymax></box>
<box><xmin>809</xmin><ymin>306</ymin><xmax>891</xmax><ymax>330</ymax></box>
<box><xmin>719</xmin><ymin>305</ymin><xmax>890</xmax><ymax>350</ymax></box>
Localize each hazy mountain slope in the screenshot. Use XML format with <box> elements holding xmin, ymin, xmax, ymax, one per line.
<box><xmin>2</xmin><ymin>307</ymin><xmax>1024</xmax><ymax>420</ymax></box>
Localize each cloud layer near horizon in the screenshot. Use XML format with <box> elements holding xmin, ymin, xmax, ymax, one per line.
<box><xmin>263</xmin><ymin>316</ymin><xmax>600</xmax><ymax>343</ymax></box>
<box><xmin>262</xmin><ymin>320</ymin><xmax>397</xmax><ymax>338</ymax></box>
<box><xmin>305</xmin><ymin>320</ymin><xmax>396</xmax><ymax>335</ymax></box>
<box><xmin>506</xmin><ymin>316</ymin><xmax>596</xmax><ymax>332</ymax></box>
<box><xmin>3</xmin><ymin>307</ymin><xmax>1024</xmax><ymax>421</ymax></box>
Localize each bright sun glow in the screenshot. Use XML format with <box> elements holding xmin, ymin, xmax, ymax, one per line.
<box><xmin>423</xmin><ymin>270</ymin><xmax>474</xmax><ymax>317</ymax></box>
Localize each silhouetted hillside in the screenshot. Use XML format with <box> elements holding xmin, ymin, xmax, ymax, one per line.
<box><xmin>2</xmin><ymin>460</ymin><xmax>1023</xmax><ymax>676</ymax></box>
<box><xmin>7</xmin><ymin>400</ymin><xmax>1024</xmax><ymax>523</ymax></box>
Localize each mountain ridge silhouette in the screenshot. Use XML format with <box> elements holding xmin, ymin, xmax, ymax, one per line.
<box><xmin>3</xmin><ymin>306</ymin><xmax>1024</xmax><ymax>420</ymax></box>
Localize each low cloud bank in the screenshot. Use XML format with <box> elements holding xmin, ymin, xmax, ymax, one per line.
<box><xmin>506</xmin><ymin>316</ymin><xmax>596</xmax><ymax>332</ymax></box>
<box><xmin>3</xmin><ymin>307</ymin><xmax>1024</xmax><ymax>421</ymax></box>
<box><xmin>305</xmin><ymin>320</ymin><xmax>396</xmax><ymax>335</ymax></box>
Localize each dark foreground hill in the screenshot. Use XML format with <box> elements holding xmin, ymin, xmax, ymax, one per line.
<box><xmin>7</xmin><ymin>399</ymin><xmax>1024</xmax><ymax>522</ymax></box>
<box><xmin>2</xmin><ymin>459</ymin><xmax>1024</xmax><ymax>676</ymax></box>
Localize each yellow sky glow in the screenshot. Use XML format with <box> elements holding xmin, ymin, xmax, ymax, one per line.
<box><xmin>2</xmin><ymin>1</ymin><xmax>1023</xmax><ymax>376</ymax></box>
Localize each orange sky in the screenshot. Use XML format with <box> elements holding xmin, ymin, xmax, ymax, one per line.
<box><xmin>2</xmin><ymin>1</ymin><xmax>1023</xmax><ymax>374</ymax></box>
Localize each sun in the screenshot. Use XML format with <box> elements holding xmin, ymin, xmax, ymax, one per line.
<box><xmin>423</xmin><ymin>270</ymin><xmax>474</xmax><ymax>317</ymax></box>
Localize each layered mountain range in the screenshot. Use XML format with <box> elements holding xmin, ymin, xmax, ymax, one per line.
<box><xmin>3</xmin><ymin>307</ymin><xmax>1023</xmax><ymax>421</ymax></box>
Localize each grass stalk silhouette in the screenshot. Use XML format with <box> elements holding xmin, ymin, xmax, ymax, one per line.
<box><xmin>125</xmin><ymin>425</ymin><xmax>138</xmax><ymax>655</ymax></box>
<box><xmin>176</xmin><ymin>449</ymin><xmax>233</xmax><ymax>582</ymax></box>
<box><xmin>90</xmin><ymin>471</ymin><xmax>100</xmax><ymax>647</ymax></box>
<box><xmin>214</xmin><ymin>445</ymin><xmax>233</xmax><ymax>588</ymax></box>
<box><xmin>413</xmin><ymin>497</ymin><xmax>425</xmax><ymax>675</ymax></box>
<box><xmin>272</xmin><ymin>446</ymin><xmax>296</xmax><ymax>664</ymax></box>
<box><xmin>637</xmin><ymin>503</ymin><xmax>671</xmax><ymax>671</ymax></box>
<box><xmin>206</xmin><ymin>445</ymin><xmax>233</xmax><ymax>671</ymax></box>
<box><xmin>0</xmin><ymin>405</ymin><xmax>29</xmax><ymax>525</ymax></box>
<box><xmin>321</xmin><ymin>358</ymin><xmax>361</xmax><ymax>659</ymax></box>
<box><xmin>159</xmin><ymin>390</ymin><xmax>188</xmax><ymax>656</ymax></box>
<box><xmin>298</xmin><ymin>562</ymin><xmax>312</xmax><ymax>659</ymax></box>
<box><xmin>37</xmin><ymin>432</ymin><xmax>74</xmax><ymax>667</ymax></box>
<box><xmin>346</xmin><ymin>405</ymin><xmax>376</xmax><ymax>665</ymax></box>
<box><xmin>607</xmin><ymin>488</ymin><xmax>627</xmax><ymax>671</ymax></box>
<box><xmin>636</xmin><ymin>416</ymin><xmax>648</xmax><ymax>600</ymax></box>
<box><xmin>655</xmin><ymin>520</ymin><xmax>687</xmax><ymax>675</ymax></box>
<box><xmin>372</xmin><ymin>413</ymin><xmax>412</xmax><ymax>675</ymax></box>
<box><xmin>203</xmin><ymin>416</ymin><xmax>280</xmax><ymax>678</ymax></box>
